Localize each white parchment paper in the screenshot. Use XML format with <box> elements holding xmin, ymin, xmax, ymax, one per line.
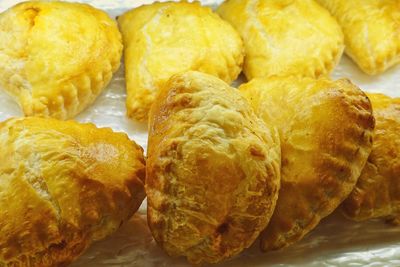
<box><xmin>0</xmin><ymin>1</ymin><xmax>400</xmax><ymax>266</ymax></box>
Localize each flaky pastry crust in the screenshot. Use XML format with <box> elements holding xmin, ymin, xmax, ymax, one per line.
<box><xmin>240</xmin><ymin>76</ymin><xmax>374</xmax><ymax>251</ymax></box>
<box><xmin>118</xmin><ymin>1</ymin><xmax>244</xmax><ymax>121</ymax></box>
<box><xmin>217</xmin><ymin>0</ymin><xmax>344</xmax><ymax>80</ymax></box>
<box><xmin>317</xmin><ymin>0</ymin><xmax>400</xmax><ymax>75</ymax></box>
<box><xmin>343</xmin><ymin>93</ymin><xmax>400</xmax><ymax>223</ymax></box>
<box><xmin>0</xmin><ymin>118</ymin><xmax>146</xmax><ymax>267</ymax></box>
<box><xmin>0</xmin><ymin>1</ymin><xmax>122</xmax><ymax>119</ymax></box>
<box><xmin>146</xmin><ymin>71</ymin><xmax>281</xmax><ymax>264</ymax></box>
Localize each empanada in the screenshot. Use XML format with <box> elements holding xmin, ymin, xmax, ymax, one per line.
<box><xmin>240</xmin><ymin>76</ymin><xmax>374</xmax><ymax>251</ymax></box>
<box><xmin>316</xmin><ymin>0</ymin><xmax>400</xmax><ymax>75</ymax></box>
<box><xmin>0</xmin><ymin>117</ymin><xmax>146</xmax><ymax>266</ymax></box>
<box><xmin>0</xmin><ymin>1</ymin><xmax>122</xmax><ymax>119</ymax></box>
<box><xmin>217</xmin><ymin>0</ymin><xmax>344</xmax><ymax>80</ymax></box>
<box><xmin>118</xmin><ymin>1</ymin><xmax>244</xmax><ymax>121</ymax></box>
<box><xmin>146</xmin><ymin>71</ymin><xmax>280</xmax><ymax>264</ymax></box>
<box><xmin>343</xmin><ymin>93</ymin><xmax>400</xmax><ymax>222</ymax></box>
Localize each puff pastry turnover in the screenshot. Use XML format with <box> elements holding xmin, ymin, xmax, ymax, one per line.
<box><xmin>240</xmin><ymin>76</ymin><xmax>374</xmax><ymax>251</ymax></box>
<box><xmin>146</xmin><ymin>71</ymin><xmax>281</xmax><ymax>264</ymax></box>
<box><xmin>0</xmin><ymin>117</ymin><xmax>146</xmax><ymax>267</ymax></box>
<box><xmin>0</xmin><ymin>1</ymin><xmax>122</xmax><ymax>119</ymax></box>
<box><xmin>317</xmin><ymin>0</ymin><xmax>400</xmax><ymax>75</ymax></box>
<box><xmin>217</xmin><ymin>0</ymin><xmax>344</xmax><ymax>80</ymax></box>
<box><xmin>118</xmin><ymin>1</ymin><xmax>244</xmax><ymax>121</ymax></box>
<box><xmin>343</xmin><ymin>93</ymin><xmax>400</xmax><ymax>223</ymax></box>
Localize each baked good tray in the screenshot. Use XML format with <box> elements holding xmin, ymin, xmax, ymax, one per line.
<box><xmin>0</xmin><ymin>0</ymin><xmax>399</xmax><ymax>266</ymax></box>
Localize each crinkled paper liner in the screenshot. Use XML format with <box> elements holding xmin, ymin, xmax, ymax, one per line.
<box><xmin>0</xmin><ymin>1</ymin><xmax>400</xmax><ymax>266</ymax></box>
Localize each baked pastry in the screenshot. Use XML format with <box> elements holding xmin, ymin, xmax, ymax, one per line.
<box><xmin>217</xmin><ymin>0</ymin><xmax>344</xmax><ymax>80</ymax></box>
<box><xmin>146</xmin><ymin>71</ymin><xmax>281</xmax><ymax>264</ymax></box>
<box><xmin>0</xmin><ymin>1</ymin><xmax>122</xmax><ymax>119</ymax></box>
<box><xmin>0</xmin><ymin>117</ymin><xmax>146</xmax><ymax>266</ymax></box>
<box><xmin>118</xmin><ymin>1</ymin><xmax>244</xmax><ymax>121</ymax></box>
<box><xmin>343</xmin><ymin>93</ymin><xmax>400</xmax><ymax>223</ymax></box>
<box><xmin>316</xmin><ymin>0</ymin><xmax>400</xmax><ymax>75</ymax></box>
<box><xmin>240</xmin><ymin>76</ymin><xmax>374</xmax><ymax>251</ymax></box>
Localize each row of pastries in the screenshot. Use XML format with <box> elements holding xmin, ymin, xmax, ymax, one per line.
<box><xmin>1</xmin><ymin>0</ymin><xmax>400</xmax><ymax>121</ymax></box>
<box><xmin>0</xmin><ymin>0</ymin><xmax>399</xmax><ymax>266</ymax></box>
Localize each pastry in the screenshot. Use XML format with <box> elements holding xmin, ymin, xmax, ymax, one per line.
<box><xmin>118</xmin><ymin>1</ymin><xmax>244</xmax><ymax>121</ymax></box>
<box><xmin>217</xmin><ymin>0</ymin><xmax>344</xmax><ymax>80</ymax></box>
<box><xmin>343</xmin><ymin>93</ymin><xmax>400</xmax><ymax>223</ymax></box>
<box><xmin>146</xmin><ymin>71</ymin><xmax>281</xmax><ymax>264</ymax></box>
<box><xmin>240</xmin><ymin>76</ymin><xmax>374</xmax><ymax>251</ymax></box>
<box><xmin>0</xmin><ymin>117</ymin><xmax>146</xmax><ymax>266</ymax></box>
<box><xmin>0</xmin><ymin>1</ymin><xmax>122</xmax><ymax>119</ymax></box>
<box><xmin>316</xmin><ymin>0</ymin><xmax>400</xmax><ymax>75</ymax></box>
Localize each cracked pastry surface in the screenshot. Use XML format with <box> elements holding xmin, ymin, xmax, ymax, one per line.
<box><xmin>0</xmin><ymin>117</ymin><xmax>146</xmax><ymax>267</ymax></box>
<box><xmin>240</xmin><ymin>76</ymin><xmax>374</xmax><ymax>251</ymax></box>
<box><xmin>217</xmin><ymin>0</ymin><xmax>344</xmax><ymax>80</ymax></box>
<box><xmin>343</xmin><ymin>93</ymin><xmax>400</xmax><ymax>223</ymax></box>
<box><xmin>0</xmin><ymin>1</ymin><xmax>122</xmax><ymax>120</ymax></box>
<box><xmin>118</xmin><ymin>1</ymin><xmax>244</xmax><ymax>121</ymax></box>
<box><xmin>317</xmin><ymin>0</ymin><xmax>400</xmax><ymax>75</ymax></box>
<box><xmin>146</xmin><ymin>71</ymin><xmax>281</xmax><ymax>264</ymax></box>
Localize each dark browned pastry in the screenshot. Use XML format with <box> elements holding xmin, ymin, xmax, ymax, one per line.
<box><xmin>146</xmin><ymin>71</ymin><xmax>281</xmax><ymax>264</ymax></box>
<box><xmin>0</xmin><ymin>117</ymin><xmax>146</xmax><ymax>266</ymax></box>
<box><xmin>240</xmin><ymin>76</ymin><xmax>374</xmax><ymax>251</ymax></box>
<box><xmin>343</xmin><ymin>93</ymin><xmax>400</xmax><ymax>223</ymax></box>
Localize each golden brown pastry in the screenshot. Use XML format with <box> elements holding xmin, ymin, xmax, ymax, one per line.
<box><xmin>0</xmin><ymin>1</ymin><xmax>122</xmax><ymax>119</ymax></box>
<box><xmin>343</xmin><ymin>93</ymin><xmax>400</xmax><ymax>223</ymax></box>
<box><xmin>240</xmin><ymin>76</ymin><xmax>374</xmax><ymax>251</ymax></box>
<box><xmin>217</xmin><ymin>0</ymin><xmax>344</xmax><ymax>80</ymax></box>
<box><xmin>0</xmin><ymin>117</ymin><xmax>146</xmax><ymax>267</ymax></box>
<box><xmin>316</xmin><ymin>0</ymin><xmax>400</xmax><ymax>75</ymax></box>
<box><xmin>118</xmin><ymin>1</ymin><xmax>244</xmax><ymax>121</ymax></box>
<box><xmin>146</xmin><ymin>71</ymin><xmax>281</xmax><ymax>264</ymax></box>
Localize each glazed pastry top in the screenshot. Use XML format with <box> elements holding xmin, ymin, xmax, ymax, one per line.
<box><xmin>118</xmin><ymin>1</ymin><xmax>244</xmax><ymax>121</ymax></box>
<box><xmin>146</xmin><ymin>71</ymin><xmax>281</xmax><ymax>264</ymax></box>
<box><xmin>316</xmin><ymin>0</ymin><xmax>400</xmax><ymax>75</ymax></box>
<box><xmin>217</xmin><ymin>0</ymin><xmax>344</xmax><ymax>79</ymax></box>
<box><xmin>0</xmin><ymin>117</ymin><xmax>145</xmax><ymax>266</ymax></box>
<box><xmin>240</xmin><ymin>76</ymin><xmax>374</xmax><ymax>251</ymax></box>
<box><xmin>0</xmin><ymin>1</ymin><xmax>122</xmax><ymax>119</ymax></box>
<box><xmin>343</xmin><ymin>93</ymin><xmax>400</xmax><ymax>222</ymax></box>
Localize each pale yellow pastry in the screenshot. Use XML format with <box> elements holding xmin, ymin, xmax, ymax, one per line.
<box><xmin>317</xmin><ymin>0</ymin><xmax>400</xmax><ymax>75</ymax></box>
<box><xmin>118</xmin><ymin>1</ymin><xmax>244</xmax><ymax>121</ymax></box>
<box><xmin>240</xmin><ymin>76</ymin><xmax>374</xmax><ymax>251</ymax></box>
<box><xmin>343</xmin><ymin>93</ymin><xmax>400</xmax><ymax>223</ymax></box>
<box><xmin>0</xmin><ymin>1</ymin><xmax>122</xmax><ymax>119</ymax></box>
<box><xmin>0</xmin><ymin>117</ymin><xmax>146</xmax><ymax>267</ymax></box>
<box><xmin>146</xmin><ymin>71</ymin><xmax>280</xmax><ymax>264</ymax></box>
<box><xmin>217</xmin><ymin>0</ymin><xmax>344</xmax><ymax>80</ymax></box>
